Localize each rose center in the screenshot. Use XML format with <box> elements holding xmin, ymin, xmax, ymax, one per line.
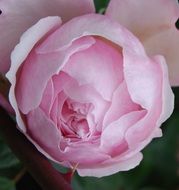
<box><xmin>61</xmin><ymin>98</ymin><xmax>91</xmax><ymax>139</ymax></box>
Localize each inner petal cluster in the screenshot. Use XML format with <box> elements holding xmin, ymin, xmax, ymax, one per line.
<box><xmin>60</xmin><ymin>99</ymin><xmax>92</xmax><ymax>139</ymax></box>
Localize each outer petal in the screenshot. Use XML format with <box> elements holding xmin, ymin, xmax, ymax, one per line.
<box><xmin>155</xmin><ymin>55</ymin><xmax>175</xmax><ymax>124</ymax></box>
<box><xmin>6</xmin><ymin>16</ymin><xmax>62</xmax><ymax>132</ymax></box>
<box><xmin>0</xmin><ymin>0</ymin><xmax>95</xmax><ymax>74</ymax></box>
<box><xmin>77</xmin><ymin>152</ymin><xmax>142</xmax><ymax>177</ymax></box>
<box><xmin>100</xmin><ymin>110</ymin><xmax>147</xmax><ymax>156</ymax></box>
<box><xmin>143</xmin><ymin>27</ymin><xmax>179</xmax><ymax>86</ymax></box>
<box><xmin>36</xmin><ymin>14</ymin><xmax>145</xmax><ymax>56</ymax></box>
<box><xmin>124</xmin><ymin>51</ymin><xmax>162</xmax><ymax>110</ymax></box>
<box><xmin>124</xmin><ymin>56</ymin><xmax>174</xmax><ymax>148</ymax></box>
<box><xmin>27</xmin><ymin>107</ymin><xmax>62</xmax><ymax>161</ymax></box>
<box><xmin>106</xmin><ymin>0</ymin><xmax>179</xmax><ymax>85</ymax></box>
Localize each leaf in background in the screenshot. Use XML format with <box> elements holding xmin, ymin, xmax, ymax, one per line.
<box><xmin>0</xmin><ymin>140</ymin><xmax>19</xmax><ymax>169</ymax></box>
<box><xmin>93</xmin><ymin>0</ymin><xmax>109</xmax><ymax>13</ymax></box>
<box><xmin>51</xmin><ymin>161</ymin><xmax>69</xmax><ymax>174</ymax></box>
<box><xmin>0</xmin><ymin>177</ymin><xmax>16</xmax><ymax>190</ymax></box>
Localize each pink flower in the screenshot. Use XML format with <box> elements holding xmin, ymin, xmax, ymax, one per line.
<box><xmin>106</xmin><ymin>0</ymin><xmax>179</xmax><ymax>86</ymax></box>
<box><xmin>0</xmin><ymin>0</ymin><xmax>175</xmax><ymax>177</ymax></box>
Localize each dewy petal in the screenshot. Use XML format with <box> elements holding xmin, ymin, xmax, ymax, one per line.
<box><xmin>77</xmin><ymin>152</ymin><xmax>143</xmax><ymax>177</ymax></box>
<box><xmin>0</xmin><ymin>0</ymin><xmax>95</xmax><ymax>74</ymax></box>
<box><xmin>63</xmin><ymin>37</ymin><xmax>123</xmax><ymax>101</ymax></box>
<box><xmin>6</xmin><ymin>16</ymin><xmax>61</xmax><ymax>132</ymax></box>
<box><xmin>106</xmin><ymin>0</ymin><xmax>179</xmax><ymax>86</ymax></box>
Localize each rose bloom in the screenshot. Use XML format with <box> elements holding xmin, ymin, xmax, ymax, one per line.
<box><xmin>0</xmin><ymin>0</ymin><xmax>177</xmax><ymax>177</ymax></box>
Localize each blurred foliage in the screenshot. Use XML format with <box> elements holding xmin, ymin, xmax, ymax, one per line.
<box><xmin>0</xmin><ymin>0</ymin><xmax>179</xmax><ymax>190</ymax></box>
<box><xmin>0</xmin><ymin>178</ymin><xmax>15</xmax><ymax>190</ymax></box>
<box><xmin>0</xmin><ymin>136</ymin><xmax>22</xmax><ymax>190</ymax></box>
<box><xmin>94</xmin><ymin>0</ymin><xmax>109</xmax><ymax>13</ymax></box>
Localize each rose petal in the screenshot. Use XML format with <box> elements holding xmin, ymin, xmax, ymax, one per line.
<box><xmin>0</xmin><ymin>0</ymin><xmax>95</xmax><ymax>73</ymax></box>
<box><xmin>101</xmin><ymin>110</ymin><xmax>147</xmax><ymax>156</ymax></box>
<box><xmin>154</xmin><ymin>55</ymin><xmax>174</xmax><ymax>124</ymax></box>
<box><xmin>60</xmin><ymin>145</ymin><xmax>110</xmax><ymax>166</ymax></box>
<box><xmin>27</xmin><ymin>107</ymin><xmax>63</xmax><ymax>161</ymax></box>
<box><xmin>6</xmin><ymin>16</ymin><xmax>61</xmax><ymax>132</ymax></box>
<box><xmin>14</xmin><ymin>36</ymin><xmax>95</xmax><ymax>114</ymax></box>
<box><xmin>123</xmin><ymin>52</ymin><xmax>162</xmax><ymax>110</ymax></box>
<box><xmin>106</xmin><ymin>0</ymin><xmax>179</xmax><ymax>40</ymax></box>
<box><xmin>40</xmin><ymin>79</ymin><xmax>54</xmax><ymax>114</ymax></box>
<box><xmin>63</xmin><ymin>78</ymin><xmax>110</xmax><ymax>128</ymax></box>
<box><xmin>77</xmin><ymin>152</ymin><xmax>142</xmax><ymax>177</ymax></box>
<box><xmin>143</xmin><ymin>27</ymin><xmax>179</xmax><ymax>86</ymax></box>
<box><xmin>36</xmin><ymin>14</ymin><xmax>145</xmax><ymax>58</ymax></box>
<box><xmin>63</xmin><ymin>37</ymin><xmax>123</xmax><ymax>101</ymax></box>
<box><xmin>103</xmin><ymin>81</ymin><xmax>140</xmax><ymax>127</ymax></box>
<box><xmin>106</xmin><ymin>0</ymin><xmax>179</xmax><ymax>86</ymax></box>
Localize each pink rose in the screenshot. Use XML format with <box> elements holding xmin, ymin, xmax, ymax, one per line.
<box><xmin>106</xmin><ymin>0</ymin><xmax>179</xmax><ymax>86</ymax></box>
<box><xmin>1</xmin><ymin>0</ymin><xmax>175</xmax><ymax>177</ymax></box>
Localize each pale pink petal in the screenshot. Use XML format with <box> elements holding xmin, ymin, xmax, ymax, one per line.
<box><xmin>52</xmin><ymin>71</ymin><xmax>79</xmax><ymax>99</ymax></box>
<box><xmin>40</xmin><ymin>79</ymin><xmax>54</xmax><ymax>115</ymax></box>
<box><xmin>63</xmin><ymin>79</ymin><xmax>110</xmax><ymax>126</ymax></box>
<box><xmin>27</xmin><ymin>107</ymin><xmax>62</xmax><ymax>161</ymax></box>
<box><xmin>50</xmin><ymin>92</ymin><xmax>67</xmax><ymax>125</ymax></box>
<box><xmin>37</xmin><ymin>14</ymin><xmax>145</xmax><ymax>59</ymax></box>
<box><xmin>0</xmin><ymin>0</ymin><xmax>95</xmax><ymax>74</ymax></box>
<box><xmin>106</xmin><ymin>0</ymin><xmax>179</xmax><ymax>40</ymax></box>
<box><xmin>77</xmin><ymin>152</ymin><xmax>142</xmax><ymax>177</ymax></box>
<box><xmin>124</xmin><ymin>55</ymin><xmax>174</xmax><ymax>147</ymax></box>
<box><xmin>154</xmin><ymin>56</ymin><xmax>174</xmax><ymax>124</ymax></box>
<box><xmin>63</xmin><ymin>37</ymin><xmax>123</xmax><ymax>100</ymax></box>
<box><xmin>103</xmin><ymin>81</ymin><xmax>140</xmax><ymax>127</ymax></box>
<box><xmin>125</xmin><ymin>110</ymin><xmax>160</xmax><ymax>148</ymax></box>
<box><xmin>143</xmin><ymin>27</ymin><xmax>179</xmax><ymax>86</ymax></box>
<box><xmin>106</xmin><ymin>0</ymin><xmax>179</xmax><ymax>85</ymax></box>
<box><xmin>124</xmin><ymin>52</ymin><xmax>162</xmax><ymax>110</ymax></box>
<box><xmin>6</xmin><ymin>16</ymin><xmax>61</xmax><ymax>132</ymax></box>
<box><xmin>100</xmin><ymin>110</ymin><xmax>147</xmax><ymax>156</ymax></box>
<box><xmin>60</xmin><ymin>145</ymin><xmax>110</xmax><ymax>166</ymax></box>
<box><xmin>14</xmin><ymin>36</ymin><xmax>95</xmax><ymax>114</ymax></box>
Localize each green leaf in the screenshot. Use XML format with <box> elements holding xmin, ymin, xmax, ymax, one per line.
<box><xmin>51</xmin><ymin>161</ymin><xmax>69</xmax><ymax>174</ymax></box>
<box><xmin>0</xmin><ymin>177</ymin><xmax>16</xmax><ymax>190</ymax></box>
<box><xmin>0</xmin><ymin>140</ymin><xmax>19</xmax><ymax>169</ymax></box>
<box><xmin>93</xmin><ymin>0</ymin><xmax>109</xmax><ymax>13</ymax></box>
